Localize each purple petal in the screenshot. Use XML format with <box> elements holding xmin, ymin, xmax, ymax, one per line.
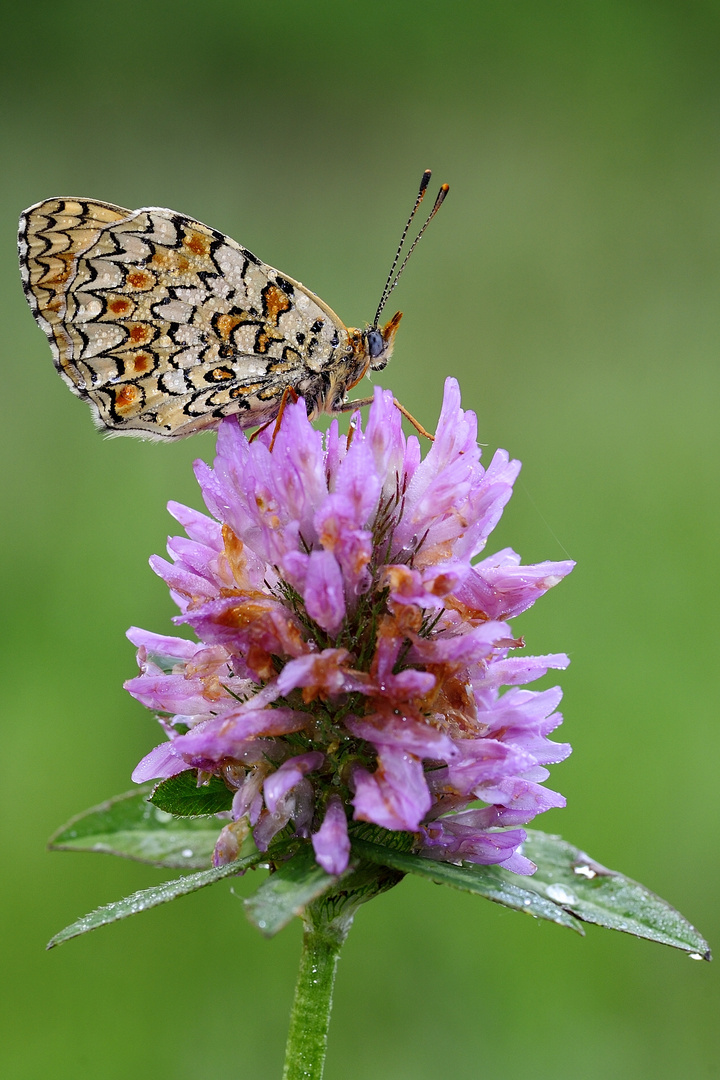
<box><xmin>263</xmin><ymin>752</ymin><xmax>324</xmax><ymax>813</ymax></box>
<box><xmin>269</xmin><ymin>400</ymin><xmax>329</xmax><ymax>533</ymax></box>
<box><xmin>330</xmin><ymin>438</ymin><xmax>382</xmax><ymax>525</ymax></box>
<box><xmin>303</xmin><ymin>548</ymin><xmax>346</xmax><ymax>633</ymax></box>
<box><xmin>177</xmin><ymin>595</ymin><xmax>307</xmax><ymax>667</ymax></box>
<box><xmin>442</xmin><ymin>739</ymin><xmax>535</xmax><ymax>795</ymax></box>
<box><xmin>312</xmin><ymin>795</ymin><xmax>351</xmax><ymax>875</ymax></box>
<box><xmin>167</xmin><ymin>501</ymin><xmax>223</xmax><ymax>550</ymax></box>
<box><xmin>476</xmin><ymin>653</ymin><xmax>570</xmax><ymax>689</ymax></box>
<box><xmin>474</xmin><ymin>775</ymin><xmax>566</xmax><ymax>813</ymax></box>
<box><xmin>457</xmin><ymin>553</ymin><xmax>575</xmax><ymax>619</ymax></box>
<box><xmin>410</xmin><ymin>619</ymin><xmax>516</xmax><ymax>667</ymax></box>
<box><xmin>149</xmin><ymin>554</ymin><xmax>218</xmax><ymax>605</ymax></box>
<box><xmin>231</xmin><ymin>770</ymin><xmax>266</xmax><ymax>823</ymax></box>
<box><xmin>352</xmin><ymin>747</ymin><xmax>431</xmax><ymax>831</ymax></box>
<box><xmin>368</xmin><ymin>634</ymin><xmax>436</xmax><ymax>699</ymax></box>
<box><xmin>346</xmin><ymin>713</ymin><xmax>457</xmax><ymax>760</ymax></box>
<box><xmin>276</xmin><ymin>650</ymin><xmax>361</xmax><ymax>698</ymax></box>
<box><xmin>132</xmin><ymin>742</ymin><xmax>190</xmax><ymax>782</ymax></box>
<box><xmin>428</xmin><ymin>805</ymin><xmax>535</xmax><ymax>829</ymax></box>
<box><xmin>323</xmin><ymin>419</ymin><xmax>344</xmax><ymax>486</ymax></box>
<box><xmin>126</xmin><ymin>627</ymin><xmax>200</xmax><ymax>662</ymax></box>
<box><xmin>364</xmin><ymin>387</ymin><xmax>408</xmax><ymax>495</ymax></box>
<box><xmin>253</xmin><ymin>777</ymin><xmax>315</xmax><ymax>849</ymax></box>
<box><xmin>124</xmin><ymin>671</ymin><xmax>224</xmax><ymax>715</ymax></box>
<box><xmin>165</xmin><ymin>535</ymin><xmax>223</xmax><ymax>584</ymax></box>
<box><xmin>173</xmin><ymin>707</ymin><xmax>309</xmax><ymax>761</ymax></box>
<box><xmin>421</xmin><ymin>817</ymin><xmax>534</xmax><ymax>873</ymax></box>
<box><xmin>252</xmin><ymin>806</ymin><xmax>293</xmax><ymax>851</ymax></box>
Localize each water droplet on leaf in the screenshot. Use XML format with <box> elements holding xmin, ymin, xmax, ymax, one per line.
<box><xmin>546</xmin><ymin>884</ymin><xmax>577</xmax><ymax>905</ymax></box>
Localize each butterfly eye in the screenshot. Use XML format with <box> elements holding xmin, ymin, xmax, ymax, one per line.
<box><xmin>367</xmin><ymin>329</ymin><xmax>384</xmax><ymax>359</ymax></box>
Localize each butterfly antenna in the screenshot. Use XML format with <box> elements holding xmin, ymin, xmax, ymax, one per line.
<box><xmin>373</xmin><ymin>169</ymin><xmax>433</xmax><ymax>328</ymax></box>
<box><xmin>381</xmin><ymin>182</ymin><xmax>449</xmax><ymax>314</ymax></box>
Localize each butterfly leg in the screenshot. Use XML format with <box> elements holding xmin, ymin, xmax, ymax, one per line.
<box><xmin>337</xmin><ymin>396</ymin><xmax>434</xmax><ymax>441</ymax></box>
<box><xmin>248</xmin><ymin>386</ymin><xmax>300</xmax><ymax>449</ymax></box>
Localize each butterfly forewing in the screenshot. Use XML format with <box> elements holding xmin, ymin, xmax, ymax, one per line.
<box><xmin>19</xmin><ymin>198</ymin><xmax>353</xmax><ymax>438</ymax></box>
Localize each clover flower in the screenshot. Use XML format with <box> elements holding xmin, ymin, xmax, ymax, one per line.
<box><xmin>127</xmin><ymin>378</ymin><xmax>574</xmax><ymax>877</ymax></box>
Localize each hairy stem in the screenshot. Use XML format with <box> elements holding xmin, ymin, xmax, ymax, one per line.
<box><xmin>281</xmin><ymin>912</ymin><xmax>353</xmax><ymax>1080</ymax></box>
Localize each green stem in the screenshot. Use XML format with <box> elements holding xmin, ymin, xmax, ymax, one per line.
<box><xmin>282</xmin><ymin>911</ymin><xmax>353</xmax><ymax>1080</ymax></box>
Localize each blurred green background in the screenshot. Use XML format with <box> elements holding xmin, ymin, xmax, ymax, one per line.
<box><xmin>2</xmin><ymin>1</ymin><xmax>719</xmax><ymax>1076</ymax></box>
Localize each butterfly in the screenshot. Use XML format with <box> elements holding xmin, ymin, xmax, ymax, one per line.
<box><xmin>19</xmin><ymin>172</ymin><xmax>447</xmax><ymax>440</ymax></box>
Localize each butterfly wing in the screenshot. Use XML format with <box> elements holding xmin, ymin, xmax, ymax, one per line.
<box><xmin>19</xmin><ymin>198</ymin><xmax>353</xmax><ymax>438</ymax></box>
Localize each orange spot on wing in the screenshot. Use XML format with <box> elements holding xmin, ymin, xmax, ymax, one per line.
<box><xmin>263</xmin><ymin>284</ymin><xmax>292</xmax><ymax>325</ymax></box>
<box><xmin>230</xmin><ymin>383</ymin><xmax>263</xmax><ymax>397</ymax></box>
<box><xmin>126</xmin><ymin>269</ymin><xmax>154</xmax><ymax>290</ymax></box>
<box><xmin>129</xmin><ymin>324</ymin><xmax>149</xmax><ymax>343</ymax></box>
<box><xmin>256</xmin><ymin>327</ymin><xmax>283</xmax><ymax>353</ymax></box>
<box><xmin>184</xmin><ymin>232</ymin><xmax>209</xmax><ymax>257</ymax></box>
<box><xmin>109</xmin><ymin>298</ymin><xmax>131</xmax><ymax>315</ymax></box>
<box><xmin>215</xmin><ymin>312</ymin><xmax>245</xmax><ymax>340</ymax></box>
<box><xmin>115</xmin><ymin>385</ymin><xmax>139</xmax><ymax>409</ymax></box>
<box><xmin>132</xmin><ymin>354</ymin><xmax>151</xmax><ymax>373</ymax></box>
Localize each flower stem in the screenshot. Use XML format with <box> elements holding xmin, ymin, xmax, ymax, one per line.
<box><xmin>282</xmin><ymin>911</ymin><xmax>353</xmax><ymax>1080</ymax></box>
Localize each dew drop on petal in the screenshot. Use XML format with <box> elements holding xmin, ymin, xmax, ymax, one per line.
<box><xmin>573</xmin><ymin>864</ymin><xmax>597</xmax><ymax>880</ymax></box>
<box><xmin>688</xmin><ymin>952</ymin><xmax>704</xmax><ymax>961</ymax></box>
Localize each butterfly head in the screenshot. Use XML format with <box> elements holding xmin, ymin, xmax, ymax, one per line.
<box><xmin>365</xmin><ymin>310</ymin><xmax>403</xmax><ymax>371</ymax></box>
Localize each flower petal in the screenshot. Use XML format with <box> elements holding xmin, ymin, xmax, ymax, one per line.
<box><xmin>263</xmin><ymin>752</ymin><xmax>325</xmax><ymax>813</ymax></box>
<box><xmin>303</xmin><ymin>548</ymin><xmax>346</xmax><ymax>633</ymax></box>
<box><xmin>352</xmin><ymin>747</ymin><xmax>431</xmax><ymax>832</ymax></box>
<box><xmin>312</xmin><ymin>796</ymin><xmax>351</xmax><ymax>875</ymax></box>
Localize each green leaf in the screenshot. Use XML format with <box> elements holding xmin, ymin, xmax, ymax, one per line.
<box><xmin>47</xmin><ymin>850</ymin><xmax>267</xmax><ymax>949</ymax></box>
<box><xmin>352</xmin><ymin>837</ymin><xmax>583</xmax><ymax>933</ymax></box>
<box><xmin>517</xmin><ymin>830</ymin><xmax>711</xmax><ymax>959</ymax></box>
<box><xmin>244</xmin><ymin>846</ymin><xmax>338</xmax><ymax>937</ymax></box>
<box><xmin>348</xmin><ymin>820</ymin><xmax>416</xmax><ymax>852</ymax></box>
<box><xmin>149</xmin><ymin>771</ymin><xmax>234</xmax><ymax>816</ymax></box>
<box><xmin>354</xmin><ymin>830</ymin><xmax>711</xmax><ymax>959</ymax></box>
<box><xmin>48</xmin><ymin>787</ymin><xmax>223</xmax><ymax>869</ymax></box>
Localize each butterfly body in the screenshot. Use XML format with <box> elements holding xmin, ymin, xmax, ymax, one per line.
<box><xmin>18</xmin><ymin>198</ymin><xmax>402</xmax><ymax>439</ymax></box>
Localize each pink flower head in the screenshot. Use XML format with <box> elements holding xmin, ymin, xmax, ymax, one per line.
<box><xmin>127</xmin><ymin>379</ymin><xmax>573</xmax><ymax>876</ymax></box>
